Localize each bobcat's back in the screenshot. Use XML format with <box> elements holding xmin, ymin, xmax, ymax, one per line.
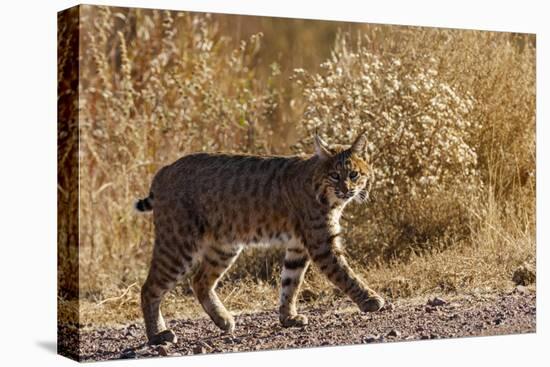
<box><xmin>148</xmin><ymin>153</ymin><xmax>315</xmax><ymax>247</ymax></box>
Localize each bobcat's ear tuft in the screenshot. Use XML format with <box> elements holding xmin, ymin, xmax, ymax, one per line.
<box><xmin>351</xmin><ymin>131</ymin><xmax>368</xmax><ymax>159</ymax></box>
<box><xmin>314</xmin><ymin>133</ymin><xmax>332</xmax><ymax>160</ymax></box>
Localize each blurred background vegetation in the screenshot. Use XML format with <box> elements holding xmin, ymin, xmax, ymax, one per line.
<box><xmin>58</xmin><ymin>5</ymin><xmax>535</xmax><ymax>326</ymax></box>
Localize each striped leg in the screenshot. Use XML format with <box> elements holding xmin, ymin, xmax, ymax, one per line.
<box><xmin>192</xmin><ymin>245</ymin><xmax>241</xmax><ymax>332</ymax></box>
<box><xmin>279</xmin><ymin>244</ymin><xmax>310</xmax><ymax>327</ymax></box>
<box><xmin>307</xmin><ymin>230</ymin><xmax>384</xmax><ymax>313</ymax></box>
<box><xmin>141</xmin><ymin>239</ymin><xmax>194</xmax><ymax>345</ymax></box>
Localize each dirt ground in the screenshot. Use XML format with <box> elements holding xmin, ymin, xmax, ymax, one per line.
<box><xmin>61</xmin><ymin>288</ymin><xmax>536</xmax><ymax>362</ymax></box>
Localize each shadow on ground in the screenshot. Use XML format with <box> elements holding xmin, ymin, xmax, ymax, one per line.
<box><xmin>36</xmin><ymin>340</ymin><xmax>57</xmax><ymax>354</ymax></box>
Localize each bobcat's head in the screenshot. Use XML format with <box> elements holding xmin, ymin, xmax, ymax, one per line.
<box><xmin>313</xmin><ymin>132</ymin><xmax>373</xmax><ymax>206</ymax></box>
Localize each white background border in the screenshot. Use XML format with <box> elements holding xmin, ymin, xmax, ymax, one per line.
<box><xmin>0</xmin><ymin>1</ymin><xmax>547</xmax><ymax>366</ymax></box>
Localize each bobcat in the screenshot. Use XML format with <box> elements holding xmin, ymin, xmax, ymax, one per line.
<box><xmin>135</xmin><ymin>132</ymin><xmax>384</xmax><ymax>345</ymax></box>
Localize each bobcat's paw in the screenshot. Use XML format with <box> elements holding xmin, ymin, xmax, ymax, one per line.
<box><xmin>212</xmin><ymin>314</ymin><xmax>236</xmax><ymax>333</ymax></box>
<box><xmin>358</xmin><ymin>294</ymin><xmax>385</xmax><ymax>312</ymax></box>
<box><xmin>148</xmin><ymin>329</ymin><xmax>177</xmax><ymax>345</ymax></box>
<box><xmin>280</xmin><ymin>314</ymin><xmax>309</xmax><ymax>327</ymax></box>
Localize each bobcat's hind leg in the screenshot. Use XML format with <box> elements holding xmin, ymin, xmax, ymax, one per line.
<box><xmin>279</xmin><ymin>242</ymin><xmax>310</xmax><ymax>327</ymax></box>
<box><xmin>192</xmin><ymin>244</ymin><xmax>242</xmax><ymax>332</ymax></box>
<box><xmin>141</xmin><ymin>239</ymin><xmax>195</xmax><ymax>345</ymax></box>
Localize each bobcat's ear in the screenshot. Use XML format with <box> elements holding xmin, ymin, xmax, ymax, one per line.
<box><xmin>314</xmin><ymin>133</ymin><xmax>332</xmax><ymax>160</ymax></box>
<box><xmin>351</xmin><ymin>131</ymin><xmax>368</xmax><ymax>160</ymax></box>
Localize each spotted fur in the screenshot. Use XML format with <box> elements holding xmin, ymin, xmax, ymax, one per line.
<box><xmin>137</xmin><ymin>132</ymin><xmax>384</xmax><ymax>345</ymax></box>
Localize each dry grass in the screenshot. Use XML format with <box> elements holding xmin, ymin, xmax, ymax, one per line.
<box><xmin>57</xmin><ymin>5</ymin><xmax>535</xmax><ymax>326</ymax></box>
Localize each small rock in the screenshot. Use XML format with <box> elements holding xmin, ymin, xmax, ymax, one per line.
<box><xmin>124</xmin><ymin>328</ymin><xmax>138</xmax><ymax>338</ymax></box>
<box><xmin>425</xmin><ymin>306</ymin><xmax>435</xmax><ymax>313</ymax></box>
<box><xmin>120</xmin><ymin>349</ymin><xmax>137</xmax><ymax>359</ymax></box>
<box><xmin>515</xmin><ymin>285</ymin><xmax>529</xmax><ymax>295</ymax></box>
<box><xmin>387</xmin><ymin>329</ymin><xmax>401</xmax><ymax>337</ymax></box>
<box><xmin>382</xmin><ymin>302</ymin><xmax>395</xmax><ymax>312</ymax></box>
<box><xmin>512</xmin><ymin>263</ymin><xmax>535</xmax><ymax>286</ymax></box>
<box><xmin>158</xmin><ymin>345</ymin><xmax>169</xmax><ymax>356</ymax></box>
<box><xmin>494</xmin><ymin>318</ymin><xmax>503</xmax><ymax>325</ymax></box>
<box><xmin>192</xmin><ymin>346</ymin><xmax>206</xmax><ymax>354</ymax></box>
<box><xmin>428</xmin><ymin>297</ymin><xmax>448</xmax><ymax>307</ymax></box>
<box><xmin>364</xmin><ymin>334</ymin><xmax>380</xmax><ymax>343</ymax></box>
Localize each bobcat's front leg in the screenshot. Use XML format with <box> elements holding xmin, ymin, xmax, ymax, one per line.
<box><xmin>305</xmin><ymin>227</ymin><xmax>384</xmax><ymax>313</ymax></box>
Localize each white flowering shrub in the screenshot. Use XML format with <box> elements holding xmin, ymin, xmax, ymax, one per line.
<box><xmin>293</xmin><ymin>35</ymin><xmax>483</xmax><ymax>261</ymax></box>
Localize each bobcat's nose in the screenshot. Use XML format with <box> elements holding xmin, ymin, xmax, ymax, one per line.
<box><xmin>339</xmin><ymin>184</ymin><xmax>348</xmax><ymax>195</ymax></box>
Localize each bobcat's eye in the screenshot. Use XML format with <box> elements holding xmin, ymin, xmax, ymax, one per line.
<box><xmin>329</xmin><ymin>172</ymin><xmax>340</xmax><ymax>181</ymax></box>
<box><xmin>349</xmin><ymin>171</ymin><xmax>359</xmax><ymax>180</ymax></box>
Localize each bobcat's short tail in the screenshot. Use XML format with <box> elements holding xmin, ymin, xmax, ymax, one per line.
<box><xmin>134</xmin><ymin>193</ymin><xmax>154</xmax><ymax>213</ymax></box>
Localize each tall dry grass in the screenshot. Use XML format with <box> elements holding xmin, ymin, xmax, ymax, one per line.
<box><xmin>58</xmin><ymin>5</ymin><xmax>535</xmax><ymax>326</ymax></box>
